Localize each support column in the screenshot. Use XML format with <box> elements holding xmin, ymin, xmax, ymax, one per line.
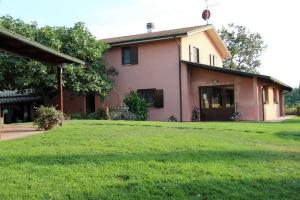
<box><xmin>57</xmin><ymin>66</ymin><xmax>63</xmax><ymax>113</ymax></box>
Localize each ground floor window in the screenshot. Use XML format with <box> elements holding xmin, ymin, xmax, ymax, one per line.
<box><xmin>199</xmin><ymin>85</ymin><xmax>235</xmax><ymax>121</ymax></box>
<box><xmin>137</xmin><ymin>89</ymin><xmax>164</xmax><ymax>108</ymax></box>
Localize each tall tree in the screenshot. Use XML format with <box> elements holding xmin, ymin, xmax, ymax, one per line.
<box><xmin>0</xmin><ymin>15</ymin><xmax>117</xmax><ymax>98</ymax></box>
<box><xmin>219</xmin><ymin>23</ymin><xmax>267</xmax><ymax>73</ymax></box>
<box><xmin>285</xmin><ymin>86</ymin><xmax>300</xmax><ymax>106</ymax></box>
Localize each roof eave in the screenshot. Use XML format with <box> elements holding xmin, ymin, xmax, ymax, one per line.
<box><xmin>182</xmin><ymin>60</ymin><xmax>292</xmax><ymax>91</ymax></box>
<box><xmin>0</xmin><ymin>28</ymin><xmax>85</xmax><ymax>65</ymax></box>
<box><xmin>106</xmin><ymin>33</ymin><xmax>187</xmax><ymax>47</ymax></box>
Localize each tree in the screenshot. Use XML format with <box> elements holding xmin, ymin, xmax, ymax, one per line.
<box><xmin>285</xmin><ymin>86</ymin><xmax>300</xmax><ymax>107</ymax></box>
<box><xmin>0</xmin><ymin>15</ymin><xmax>117</xmax><ymax>98</ymax></box>
<box><xmin>219</xmin><ymin>23</ymin><xmax>267</xmax><ymax>73</ymax></box>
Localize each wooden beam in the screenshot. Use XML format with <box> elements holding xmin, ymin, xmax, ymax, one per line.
<box><xmin>57</xmin><ymin>66</ymin><xmax>63</xmax><ymax>113</ymax></box>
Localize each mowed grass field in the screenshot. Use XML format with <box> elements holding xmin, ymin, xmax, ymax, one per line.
<box><xmin>0</xmin><ymin>118</ymin><xmax>299</xmax><ymax>200</ymax></box>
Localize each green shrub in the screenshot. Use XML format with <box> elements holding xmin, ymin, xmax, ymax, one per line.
<box><xmin>86</xmin><ymin>112</ymin><xmax>98</xmax><ymax>120</ymax></box>
<box><xmin>123</xmin><ymin>91</ymin><xmax>149</xmax><ymax>121</ymax></box>
<box><xmin>86</xmin><ymin>108</ymin><xmax>108</xmax><ymax>120</ymax></box>
<box><xmin>70</xmin><ymin>113</ymin><xmax>86</xmax><ymax>120</ymax></box>
<box><xmin>97</xmin><ymin>107</ymin><xmax>108</xmax><ymax>120</ymax></box>
<box><xmin>34</xmin><ymin>106</ymin><xmax>64</xmax><ymax>130</ymax></box>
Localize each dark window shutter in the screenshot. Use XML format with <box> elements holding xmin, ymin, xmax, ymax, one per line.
<box><xmin>154</xmin><ymin>90</ymin><xmax>164</xmax><ymax>108</ymax></box>
<box><xmin>196</xmin><ymin>49</ymin><xmax>200</xmax><ymax>63</ymax></box>
<box><xmin>209</xmin><ymin>54</ymin><xmax>212</xmax><ymax>65</ymax></box>
<box><xmin>131</xmin><ymin>47</ymin><xmax>138</xmax><ymax>64</ymax></box>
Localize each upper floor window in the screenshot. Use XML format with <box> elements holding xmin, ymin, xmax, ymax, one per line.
<box><xmin>189</xmin><ymin>45</ymin><xmax>200</xmax><ymax>63</ymax></box>
<box><xmin>210</xmin><ymin>54</ymin><xmax>217</xmax><ymax>66</ymax></box>
<box><xmin>122</xmin><ymin>47</ymin><xmax>138</xmax><ymax>65</ymax></box>
<box><xmin>263</xmin><ymin>86</ymin><xmax>269</xmax><ymax>104</ymax></box>
<box><xmin>273</xmin><ymin>88</ymin><xmax>278</xmax><ymax>103</ymax></box>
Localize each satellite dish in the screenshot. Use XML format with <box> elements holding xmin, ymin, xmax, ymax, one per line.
<box><xmin>202</xmin><ymin>9</ymin><xmax>211</xmax><ymax>22</ymax></box>
<box><xmin>202</xmin><ymin>0</ymin><xmax>220</xmax><ymax>24</ymax></box>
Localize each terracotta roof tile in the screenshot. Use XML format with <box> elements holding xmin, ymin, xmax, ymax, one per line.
<box><xmin>101</xmin><ymin>25</ymin><xmax>208</xmax><ymax>46</ymax></box>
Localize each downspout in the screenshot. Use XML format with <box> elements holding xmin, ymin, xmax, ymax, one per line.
<box><xmin>174</xmin><ymin>37</ymin><xmax>183</xmax><ymax>122</ymax></box>
<box><xmin>261</xmin><ymin>88</ymin><xmax>265</xmax><ymax>121</ymax></box>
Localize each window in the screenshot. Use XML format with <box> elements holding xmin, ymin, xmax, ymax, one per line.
<box><xmin>201</xmin><ymin>89</ymin><xmax>210</xmax><ymax>109</ymax></box>
<box><xmin>224</xmin><ymin>86</ymin><xmax>235</xmax><ymax>108</ymax></box>
<box><xmin>137</xmin><ymin>89</ymin><xmax>164</xmax><ymax>108</ymax></box>
<box><xmin>210</xmin><ymin>54</ymin><xmax>217</xmax><ymax>66</ymax></box>
<box><xmin>273</xmin><ymin>88</ymin><xmax>278</xmax><ymax>103</ymax></box>
<box><xmin>263</xmin><ymin>86</ymin><xmax>269</xmax><ymax>104</ymax></box>
<box><xmin>122</xmin><ymin>47</ymin><xmax>138</xmax><ymax>65</ymax></box>
<box><xmin>212</xmin><ymin>87</ymin><xmax>223</xmax><ymax>108</ymax></box>
<box><xmin>189</xmin><ymin>45</ymin><xmax>200</xmax><ymax>63</ymax></box>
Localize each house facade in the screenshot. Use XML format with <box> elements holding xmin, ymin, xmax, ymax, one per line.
<box><xmin>102</xmin><ymin>24</ymin><xmax>291</xmax><ymax>122</ymax></box>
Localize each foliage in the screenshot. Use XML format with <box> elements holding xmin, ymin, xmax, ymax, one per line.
<box><xmin>70</xmin><ymin>112</ymin><xmax>86</xmax><ymax>120</ymax></box>
<box><xmin>285</xmin><ymin>87</ymin><xmax>300</xmax><ymax>106</ymax></box>
<box><xmin>192</xmin><ymin>107</ymin><xmax>201</xmax><ymax>122</ymax></box>
<box><xmin>168</xmin><ymin>115</ymin><xmax>178</xmax><ymax>122</ymax></box>
<box><xmin>0</xmin><ymin>118</ymin><xmax>300</xmax><ymax>199</ymax></box>
<box><xmin>86</xmin><ymin>107</ymin><xmax>108</xmax><ymax>120</ymax></box>
<box><xmin>33</xmin><ymin>106</ymin><xmax>64</xmax><ymax>130</ymax></box>
<box><xmin>219</xmin><ymin>23</ymin><xmax>267</xmax><ymax>73</ymax></box>
<box><xmin>123</xmin><ymin>91</ymin><xmax>149</xmax><ymax>121</ymax></box>
<box><xmin>285</xmin><ymin>107</ymin><xmax>298</xmax><ymax>115</ymax></box>
<box><xmin>0</xmin><ymin>15</ymin><xmax>118</xmax><ymax>97</ymax></box>
<box><xmin>230</xmin><ymin>110</ymin><xmax>241</xmax><ymax>121</ymax></box>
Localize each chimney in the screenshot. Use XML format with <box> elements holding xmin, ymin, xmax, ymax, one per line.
<box><xmin>146</xmin><ymin>22</ymin><xmax>155</xmax><ymax>33</ymax></box>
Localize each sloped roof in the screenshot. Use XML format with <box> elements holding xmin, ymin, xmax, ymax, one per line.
<box><xmin>182</xmin><ymin>60</ymin><xmax>292</xmax><ymax>91</ymax></box>
<box><xmin>0</xmin><ymin>90</ymin><xmax>42</xmax><ymax>104</ymax></box>
<box><xmin>101</xmin><ymin>24</ymin><xmax>231</xmax><ymax>59</ymax></box>
<box><xmin>101</xmin><ymin>25</ymin><xmax>208</xmax><ymax>46</ymax></box>
<box><xmin>0</xmin><ymin>28</ymin><xmax>85</xmax><ymax>65</ymax></box>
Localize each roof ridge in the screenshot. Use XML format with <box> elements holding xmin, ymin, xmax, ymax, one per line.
<box><xmin>100</xmin><ymin>25</ymin><xmax>212</xmax><ymax>46</ymax></box>
<box><xmin>100</xmin><ymin>25</ymin><xmax>203</xmax><ymax>41</ymax></box>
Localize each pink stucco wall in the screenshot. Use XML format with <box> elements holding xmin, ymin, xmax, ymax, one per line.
<box><xmin>104</xmin><ymin>39</ymin><xmax>181</xmax><ymax>121</ymax></box>
<box><xmin>103</xmin><ymin>31</ymin><xmax>285</xmax><ymax>121</ymax></box>
<box><xmin>182</xmin><ymin>64</ymin><xmax>261</xmax><ymax>121</ymax></box>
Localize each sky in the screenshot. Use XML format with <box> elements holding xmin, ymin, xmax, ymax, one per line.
<box><xmin>0</xmin><ymin>0</ymin><xmax>299</xmax><ymax>88</ymax></box>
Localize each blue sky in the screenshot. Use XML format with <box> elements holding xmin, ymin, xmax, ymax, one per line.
<box><xmin>0</xmin><ymin>0</ymin><xmax>299</xmax><ymax>87</ymax></box>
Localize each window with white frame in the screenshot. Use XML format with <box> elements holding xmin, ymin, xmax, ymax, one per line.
<box><xmin>189</xmin><ymin>45</ymin><xmax>200</xmax><ymax>63</ymax></box>
<box><xmin>209</xmin><ymin>54</ymin><xmax>217</xmax><ymax>66</ymax></box>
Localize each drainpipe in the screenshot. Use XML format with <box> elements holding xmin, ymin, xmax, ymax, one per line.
<box><xmin>261</xmin><ymin>88</ymin><xmax>265</xmax><ymax>121</ymax></box>
<box><xmin>174</xmin><ymin>37</ymin><xmax>183</xmax><ymax>122</ymax></box>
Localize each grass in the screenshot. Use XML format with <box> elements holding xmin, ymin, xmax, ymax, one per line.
<box><xmin>0</xmin><ymin>118</ymin><xmax>299</xmax><ymax>200</ymax></box>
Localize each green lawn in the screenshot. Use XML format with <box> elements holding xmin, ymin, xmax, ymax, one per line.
<box><xmin>0</xmin><ymin>118</ymin><xmax>299</xmax><ymax>200</ymax></box>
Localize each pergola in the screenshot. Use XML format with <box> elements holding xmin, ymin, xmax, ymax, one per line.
<box><xmin>0</xmin><ymin>27</ymin><xmax>85</xmax><ymax>132</ymax></box>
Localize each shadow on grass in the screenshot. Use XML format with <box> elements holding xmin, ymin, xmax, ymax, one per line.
<box><xmin>90</xmin><ymin>123</ymin><xmax>266</xmax><ymax>134</ymax></box>
<box><xmin>276</xmin><ymin>131</ymin><xmax>300</xmax><ymax>141</ymax></box>
<box><xmin>87</xmin><ymin>178</ymin><xmax>300</xmax><ymax>200</ymax></box>
<box><xmin>0</xmin><ymin>149</ymin><xmax>299</xmax><ymax>166</ymax></box>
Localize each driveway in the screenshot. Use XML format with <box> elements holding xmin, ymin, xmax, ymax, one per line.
<box><xmin>0</xmin><ymin>123</ymin><xmax>44</xmax><ymax>141</ymax></box>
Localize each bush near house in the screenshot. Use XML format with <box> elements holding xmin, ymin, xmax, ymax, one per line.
<box><xmin>123</xmin><ymin>91</ymin><xmax>149</xmax><ymax>121</ymax></box>
<box><xmin>33</xmin><ymin>106</ymin><xmax>64</xmax><ymax>130</ymax></box>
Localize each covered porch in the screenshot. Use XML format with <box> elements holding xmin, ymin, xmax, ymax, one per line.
<box><xmin>0</xmin><ymin>27</ymin><xmax>84</xmax><ymax>139</ymax></box>
<box><xmin>181</xmin><ymin>61</ymin><xmax>292</xmax><ymax>121</ymax></box>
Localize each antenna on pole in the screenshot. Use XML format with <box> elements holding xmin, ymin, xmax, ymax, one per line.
<box><xmin>202</xmin><ymin>0</ymin><xmax>220</xmax><ymax>24</ymax></box>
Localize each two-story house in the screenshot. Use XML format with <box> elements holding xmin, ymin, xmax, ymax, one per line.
<box><xmin>102</xmin><ymin>24</ymin><xmax>291</xmax><ymax>121</ymax></box>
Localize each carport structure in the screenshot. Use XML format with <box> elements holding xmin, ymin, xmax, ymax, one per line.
<box><xmin>0</xmin><ymin>27</ymin><xmax>85</xmax><ymax>135</ymax></box>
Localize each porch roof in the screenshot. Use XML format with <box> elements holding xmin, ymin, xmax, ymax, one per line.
<box><xmin>182</xmin><ymin>60</ymin><xmax>292</xmax><ymax>91</ymax></box>
<box><xmin>0</xmin><ymin>28</ymin><xmax>85</xmax><ymax>65</ymax></box>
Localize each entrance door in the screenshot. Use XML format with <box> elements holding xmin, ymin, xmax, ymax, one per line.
<box><xmin>86</xmin><ymin>95</ymin><xmax>95</xmax><ymax>114</ymax></box>
<box><xmin>199</xmin><ymin>85</ymin><xmax>235</xmax><ymax>121</ymax></box>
